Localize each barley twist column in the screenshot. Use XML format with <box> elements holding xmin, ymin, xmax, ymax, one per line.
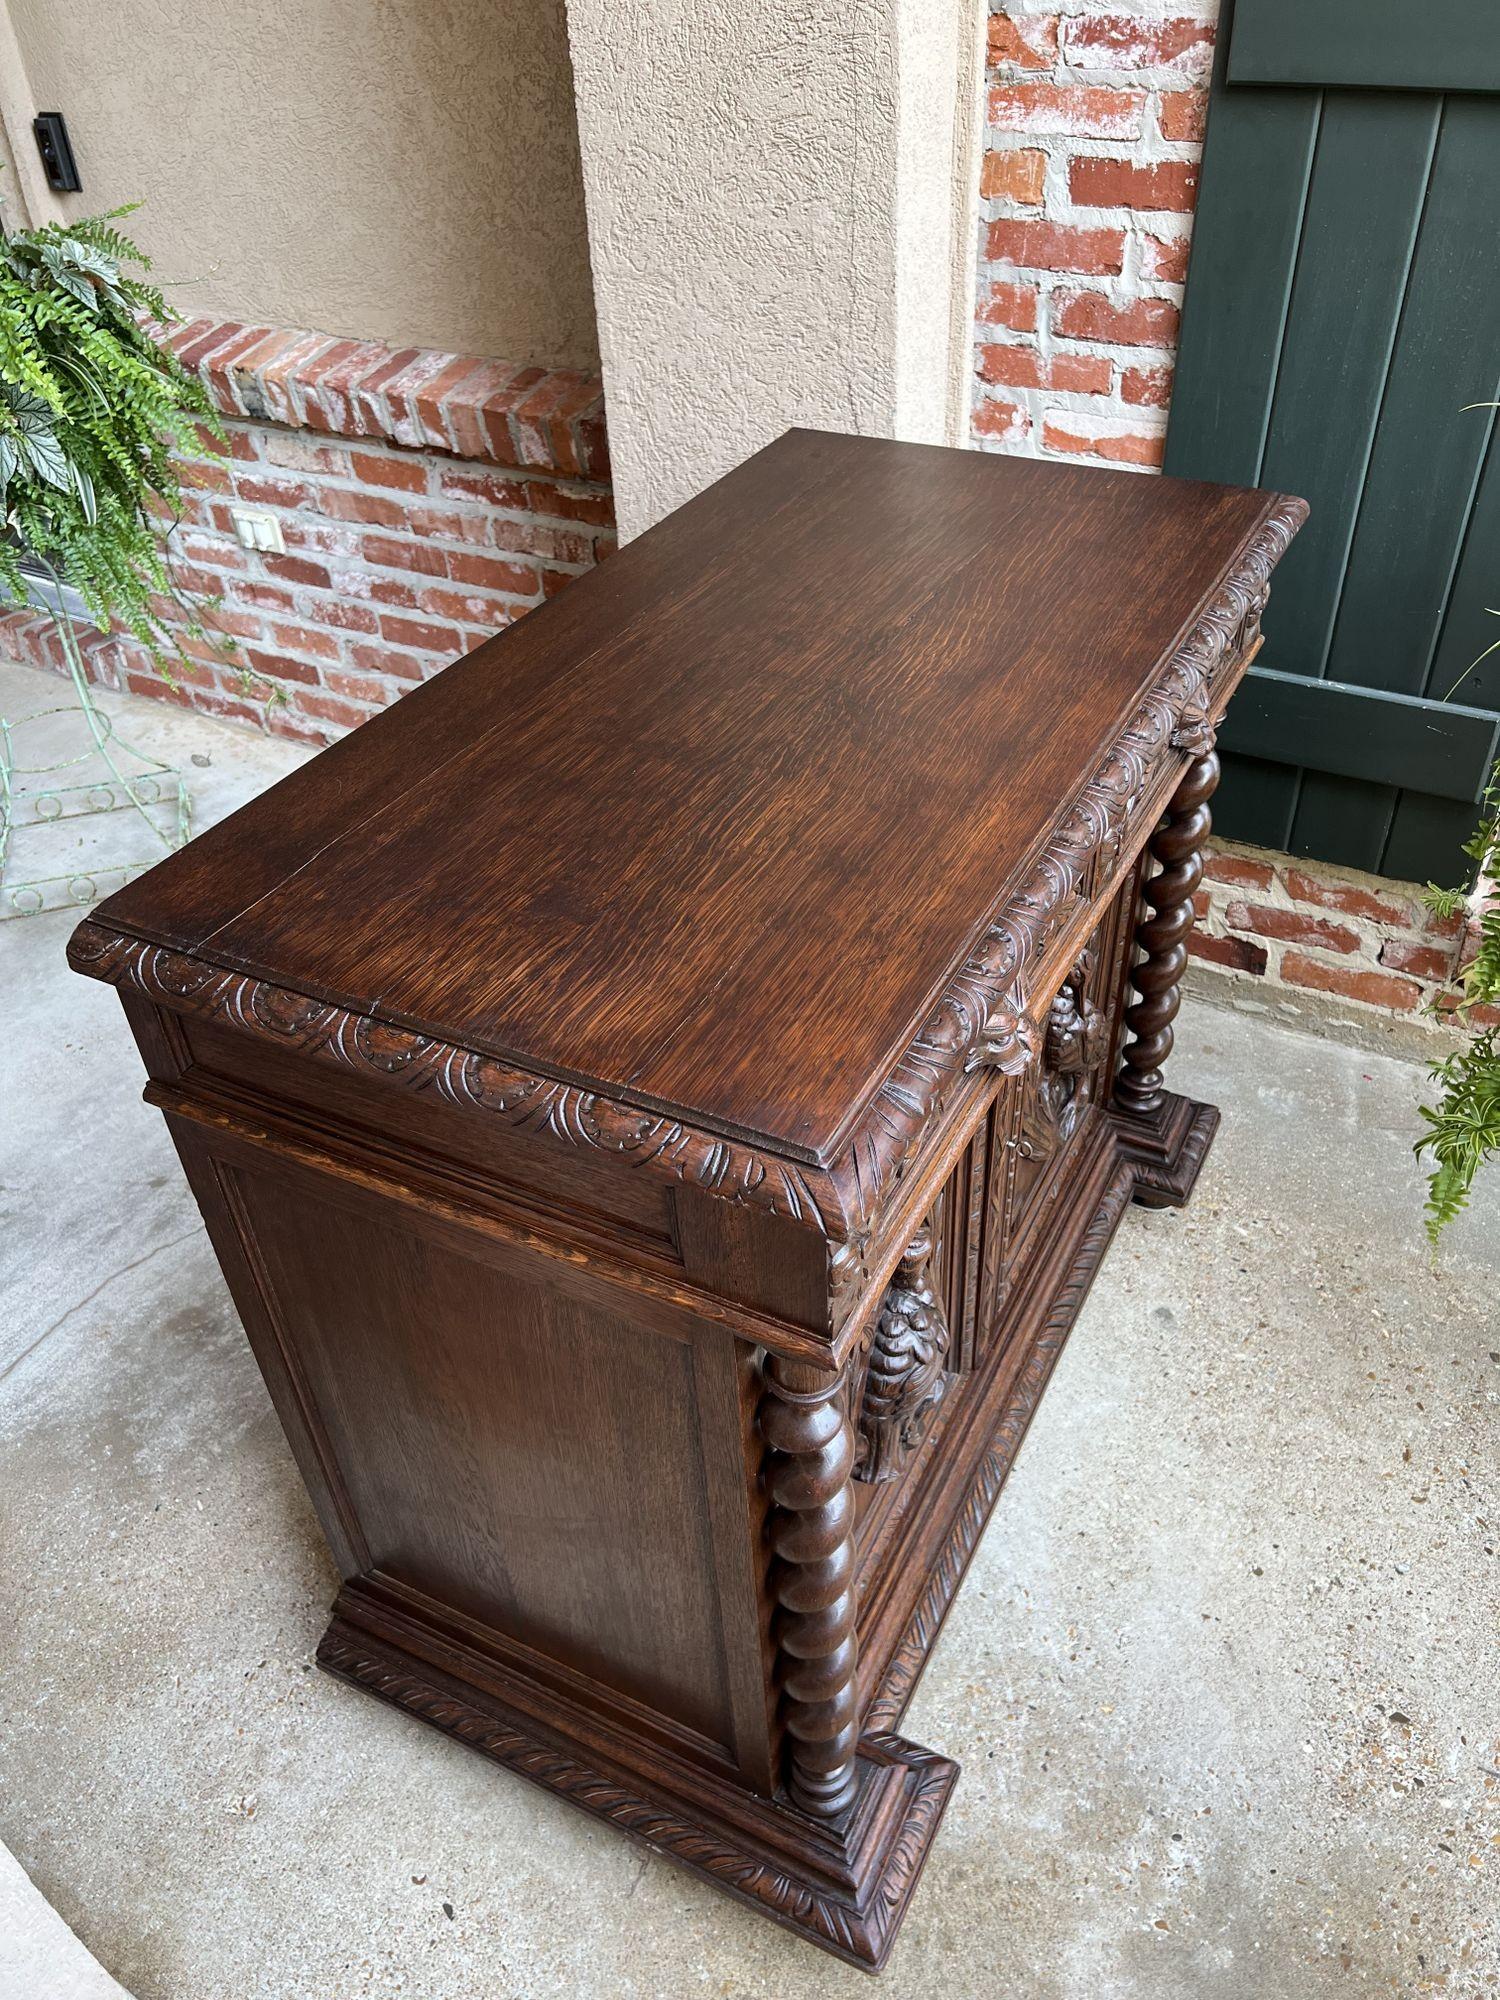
<box><xmin>759</xmin><ymin>1355</ymin><xmax>860</xmax><ymax>1817</ymax></box>
<box><xmin>1116</xmin><ymin>738</ymin><xmax>1220</xmax><ymax>1118</ymax></box>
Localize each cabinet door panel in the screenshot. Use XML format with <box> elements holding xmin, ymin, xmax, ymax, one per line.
<box><xmin>978</xmin><ymin>917</ymin><xmax>1123</xmax><ymax>1335</ymax></box>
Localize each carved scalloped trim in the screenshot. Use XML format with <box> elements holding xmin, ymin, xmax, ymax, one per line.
<box><xmin>317</xmin><ymin>1624</ymin><xmax>955</xmax><ymax>1968</ymax></box>
<box><xmin>69</xmin><ymin>497</ymin><xmax>1305</xmax><ymax>1249</ymax></box>
<box><xmin>826</xmin><ymin>495</ymin><xmax>1304</xmax><ymax>1243</ymax></box>
<box><xmin>65</xmin><ymin>922</ymin><xmax>852</xmax><ymax>1237</ymax></box>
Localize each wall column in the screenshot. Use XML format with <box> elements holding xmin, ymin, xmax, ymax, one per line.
<box><xmin>564</xmin><ymin>0</ymin><xmax>986</xmax><ymax>539</ymax></box>
<box><xmin>0</xmin><ymin>4</ymin><xmax>63</xmax><ymax>228</ymax></box>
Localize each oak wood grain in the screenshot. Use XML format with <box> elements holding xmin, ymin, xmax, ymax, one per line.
<box><xmin>73</xmin><ymin>434</ymin><xmax>1305</xmax><ymax>1968</ymax></box>
<box><xmin>92</xmin><ymin>431</ymin><xmax>1285</xmax><ymax>1163</ymax></box>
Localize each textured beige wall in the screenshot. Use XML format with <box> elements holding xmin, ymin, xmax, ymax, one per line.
<box><xmin>0</xmin><ymin>4</ymin><xmax>51</xmax><ymax>230</ymax></box>
<box><xmin>565</xmin><ymin>0</ymin><xmax>985</xmax><ymax>539</ymax></box>
<box><xmin>896</xmin><ymin>0</ymin><xmax>986</xmax><ymax>447</ymax></box>
<box><xmin>6</xmin><ymin>0</ymin><xmax>599</xmax><ymax>367</ymax></box>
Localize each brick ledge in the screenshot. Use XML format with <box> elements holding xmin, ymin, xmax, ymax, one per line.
<box><xmin>162</xmin><ymin>318</ymin><xmax>608</xmax><ymax>482</ymax></box>
<box><xmin>1189</xmin><ymin>838</ymin><xmax>1495</xmax><ymax>1039</ymax></box>
<box><xmin>1183</xmin><ymin>960</ymin><xmax>1465</xmax><ymax>1068</ymax></box>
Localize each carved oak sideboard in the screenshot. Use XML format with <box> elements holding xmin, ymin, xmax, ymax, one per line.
<box><xmin>70</xmin><ymin>432</ymin><xmax>1304</xmax><ymax>1971</ymax></box>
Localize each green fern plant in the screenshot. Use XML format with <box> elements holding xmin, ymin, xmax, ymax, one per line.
<box><xmin>0</xmin><ymin>198</ymin><xmax>234</xmax><ymax>677</ymax></box>
<box><xmin>1416</xmin><ymin>761</ymin><xmax>1500</xmax><ymax>1243</ymax></box>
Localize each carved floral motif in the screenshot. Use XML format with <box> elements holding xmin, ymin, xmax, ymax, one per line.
<box><xmin>1030</xmin><ymin>951</ymin><xmax>1110</xmax><ymax>1152</ymax></box>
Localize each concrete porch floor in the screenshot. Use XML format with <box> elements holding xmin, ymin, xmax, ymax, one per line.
<box><xmin>1</xmin><ymin>659</ymin><xmax>1496</xmax><ymax>2000</ymax></box>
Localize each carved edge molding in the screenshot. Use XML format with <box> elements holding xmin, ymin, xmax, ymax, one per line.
<box><xmin>69</xmin><ymin>498</ymin><xmax>1305</xmax><ymax>1250</ymax></box>
<box><xmin>65</xmin><ymin>918</ymin><xmax>849</xmax><ymax>1232</ymax></box>
<box><xmin>830</xmin><ymin>495</ymin><xmax>1304</xmax><ymax>1243</ymax></box>
<box><xmin>864</xmin><ymin>1161</ymin><xmax>1136</xmax><ymax>1733</ymax></box>
<box><xmin>1110</xmin><ymin>1096</ymin><xmax>1221</xmax><ymax>1211</ymax></box>
<box><xmin>317</xmin><ymin>1622</ymin><xmax>956</xmax><ymax>1969</ymax></box>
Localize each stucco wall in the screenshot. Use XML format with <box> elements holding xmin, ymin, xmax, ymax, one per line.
<box><xmin>565</xmin><ymin>0</ymin><xmax>985</xmax><ymax>538</ymax></box>
<box><xmin>6</xmin><ymin>0</ymin><xmax>599</xmax><ymax>368</ymax></box>
<box><xmin>896</xmin><ymin>0</ymin><xmax>987</xmax><ymax>446</ymax></box>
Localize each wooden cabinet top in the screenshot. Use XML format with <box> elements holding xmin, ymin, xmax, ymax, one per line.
<box><xmin>78</xmin><ymin>431</ymin><xmax>1301</xmax><ymax>1234</ymax></box>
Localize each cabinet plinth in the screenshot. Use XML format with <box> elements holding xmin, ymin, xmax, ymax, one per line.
<box><xmin>70</xmin><ymin>432</ymin><xmax>1304</xmax><ymax>1970</ymax></box>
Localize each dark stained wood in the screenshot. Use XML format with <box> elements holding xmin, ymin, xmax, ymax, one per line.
<box><xmin>235</xmin><ymin>1159</ymin><xmax>737</xmax><ymax>1744</ymax></box>
<box><xmin>853</xmin><ymin>1228</ymin><xmax>953</xmax><ymax>1488</ymax></box>
<box><xmin>93</xmin><ymin>431</ymin><xmax>1285</xmax><ymax>1164</ymax></box>
<box><xmin>759</xmin><ymin>1352</ymin><xmax>863</xmax><ymax>1815</ymax></box>
<box><xmin>1117</xmin><ymin>731</ymin><xmax>1221</xmax><ymax>1121</ymax></box>
<box><xmin>70</xmin><ymin>433</ymin><xmax>1303</xmax><ymax>1969</ymax></box>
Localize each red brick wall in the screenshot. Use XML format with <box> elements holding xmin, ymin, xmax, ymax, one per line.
<box><xmin>1</xmin><ymin>321</ymin><xmax>614</xmax><ymax>745</ymax></box>
<box><xmin>972</xmin><ymin>2</ymin><xmax>1214</xmax><ymax>466</ymax></box>
<box><xmin>969</xmin><ymin>5</ymin><xmax>1493</xmax><ymax>1038</ymax></box>
<box><xmin>1191</xmin><ymin>843</ymin><xmax>1497</xmax><ymax>1033</ymax></box>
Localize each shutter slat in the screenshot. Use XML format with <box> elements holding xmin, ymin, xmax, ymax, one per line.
<box><xmin>1168</xmin><ymin>0</ymin><xmax>1500</xmax><ymax>882</ymax></box>
<box><xmin>1220</xmin><ymin>669</ymin><xmax>1500</xmax><ymax>803</ymax></box>
<box><xmin>1229</xmin><ymin>0</ymin><xmax>1500</xmax><ymax>94</ymax></box>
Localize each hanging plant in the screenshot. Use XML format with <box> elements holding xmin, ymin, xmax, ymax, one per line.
<box><xmin>1417</xmin><ymin>769</ymin><xmax>1500</xmax><ymax>1243</ymax></box>
<box><xmin>0</xmin><ymin>200</ymin><xmax>237</xmax><ymax>679</ymax></box>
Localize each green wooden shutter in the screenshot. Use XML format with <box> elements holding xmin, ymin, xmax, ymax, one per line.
<box><xmin>1164</xmin><ymin>0</ymin><xmax>1500</xmax><ymax>885</ymax></box>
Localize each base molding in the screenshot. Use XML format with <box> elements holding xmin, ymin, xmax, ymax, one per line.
<box><xmin>317</xmin><ymin>1618</ymin><xmax>956</xmax><ymax>1972</ymax></box>
<box><xmin>314</xmin><ymin>1094</ymin><xmax>1222</xmax><ymax>1969</ymax></box>
<box><xmin>1109</xmin><ymin>1089</ymin><xmax>1220</xmax><ymax>1209</ymax></box>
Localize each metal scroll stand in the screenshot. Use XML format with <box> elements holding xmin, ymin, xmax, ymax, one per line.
<box><xmin>0</xmin><ymin>560</ymin><xmax>189</xmax><ymax>919</ymax></box>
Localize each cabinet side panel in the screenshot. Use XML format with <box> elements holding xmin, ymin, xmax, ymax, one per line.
<box><xmin>178</xmin><ymin>1133</ymin><xmax>747</xmax><ymax>1765</ymax></box>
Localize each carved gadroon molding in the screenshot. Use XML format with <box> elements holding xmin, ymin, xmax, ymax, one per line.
<box><xmin>317</xmin><ymin>1622</ymin><xmax>955</xmax><ymax>1969</ymax></box>
<box><xmin>64</xmin><ymin>922</ymin><xmax>843</xmax><ymax>1232</ymax></box>
<box><xmin>854</xmin><ymin>1227</ymin><xmax>952</xmax><ymax>1487</ymax></box>
<box><xmin>68</xmin><ymin>498</ymin><xmax>1305</xmax><ymax>1253</ymax></box>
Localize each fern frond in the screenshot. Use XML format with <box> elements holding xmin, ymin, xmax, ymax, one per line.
<box><xmin>0</xmin><ymin>203</ymin><xmax>224</xmax><ymax>674</ymax></box>
<box><xmin>1416</xmin><ymin>1026</ymin><xmax>1500</xmax><ymax>1243</ymax></box>
<box><xmin>1420</xmin><ymin>749</ymin><xmax>1500</xmax><ymax>1244</ymax></box>
<box><xmin>1422</xmin><ymin>882</ymin><xmax>1468</xmax><ymax>922</ymax></box>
